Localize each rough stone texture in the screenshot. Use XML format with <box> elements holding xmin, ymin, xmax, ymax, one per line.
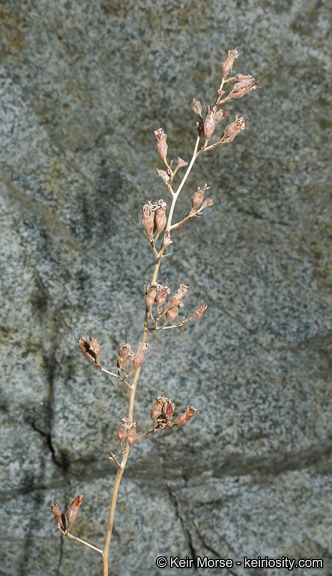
<box><xmin>0</xmin><ymin>1</ymin><xmax>331</xmax><ymax>575</ymax></box>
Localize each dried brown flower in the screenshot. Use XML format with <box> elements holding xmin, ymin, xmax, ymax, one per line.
<box><xmin>66</xmin><ymin>494</ymin><xmax>84</xmax><ymax>533</ymax></box>
<box><xmin>150</xmin><ymin>394</ymin><xmax>166</xmax><ymax>424</ymax></box>
<box><xmin>77</xmin><ymin>334</ymin><xmax>101</xmax><ymax>365</ymax></box>
<box><xmin>127</xmin><ymin>421</ymin><xmax>137</xmax><ymax>447</ymax></box>
<box><xmin>142</xmin><ymin>202</ymin><xmax>156</xmax><ymax>237</ymax></box>
<box><xmin>162</xmin><ymin>230</ymin><xmax>173</xmax><ymax>248</ymax></box>
<box><xmin>48</xmin><ymin>499</ymin><xmax>66</xmax><ymax>532</ymax></box>
<box><xmin>154</xmin><ymin>128</ymin><xmax>168</xmax><ymax>162</ymax></box>
<box><xmin>222</xmin><ymin>47</ymin><xmax>239</xmax><ymax>79</ymax></box>
<box><xmin>193</xmin><ymin>302</ymin><xmax>208</xmax><ymax>319</ymax></box>
<box><xmin>117</xmin><ymin>342</ymin><xmax>133</xmax><ymax>372</ymax></box>
<box><xmin>192</xmin><ymin>98</ymin><xmax>202</xmax><ymax>116</ymax></box>
<box><xmin>155</xmin><ymin>205</ymin><xmax>167</xmax><ymax>234</ymax></box>
<box><xmin>173</xmin><ymin>406</ymin><xmax>198</xmax><ymax>426</ymax></box>
<box><xmin>203</xmin><ymin>106</ymin><xmax>217</xmax><ymax>142</ymax></box>
<box><xmin>132</xmin><ymin>342</ymin><xmax>148</xmax><ymax>371</ymax></box>
<box><xmin>222</xmin><ymin>115</ymin><xmax>246</xmax><ymax>143</ymax></box>
<box><xmin>145</xmin><ymin>283</ymin><xmax>158</xmax><ymax>311</ymax></box>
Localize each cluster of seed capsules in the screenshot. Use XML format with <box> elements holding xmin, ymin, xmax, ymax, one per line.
<box><xmin>116</xmin><ymin>394</ymin><xmax>197</xmax><ymax>450</ymax></box>
<box><xmin>145</xmin><ymin>281</ymin><xmax>207</xmax><ymax>329</ymax></box>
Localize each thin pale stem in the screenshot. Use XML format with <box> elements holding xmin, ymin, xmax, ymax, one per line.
<box><xmin>102</xmin><ymin>134</ymin><xmax>201</xmax><ymax>576</ymax></box>
<box><xmin>60</xmin><ymin>528</ymin><xmax>103</xmax><ymax>555</ymax></box>
<box><xmin>99</xmin><ymin>366</ymin><xmax>133</xmax><ymax>390</ymax></box>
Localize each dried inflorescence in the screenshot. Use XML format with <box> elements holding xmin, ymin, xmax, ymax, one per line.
<box><xmin>117</xmin><ymin>417</ymin><xmax>137</xmax><ymax>447</ymax></box>
<box><xmin>117</xmin><ymin>342</ymin><xmax>134</xmax><ymax>373</ymax></box>
<box><xmin>49</xmin><ymin>494</ymin><xmax>84</xmax><ymax>534</ymax></box>
<box><xmin>150</xmin><ymin>394</ymin><xmax>197</xmax><ymax>430</ymax></box>
<box><xmin>191</xmin><ymin>47</ymin><xmax>259</xmax><ymax>151</ymax></box>
<box><xmin>142</xmin><ymin>199</ymin><xmax>167</xmax><ymax>239</ymax></box>
<box><xmin>77</xmin><ymin>334</ymin><xmax>102</xmax><ymax>366</ymax></box>
<box><xmin>56</xmin><ymin>46</ymin><xmax>259</xmax><ymax>572</ymax></box>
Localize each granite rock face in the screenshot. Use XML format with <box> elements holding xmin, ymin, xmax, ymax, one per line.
<box><xmin>0</xmin><ymin>1</ymin><xmax>331</xmax><ymax>575</ymax></box>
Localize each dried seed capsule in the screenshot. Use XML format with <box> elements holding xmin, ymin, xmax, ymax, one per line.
<box><xmin>66</xmin><ymin>494</ymin><xmax>84</xmax><ymax>533</ymax></box>
<box><xmin>77</xmin><ymin>334</ymin><xmax>101</xmax><ymax>364</ymax></box>
<box><xmin>203</xmin><ymin>106</ymin><xmax>216</xmax><ymax>142</ymax></box>
<box><xmin>145</xmin><ymin>284</ymin><xmax>158</xmax><ymax>311</ymax></box>
<box><xmin>162</xmin><ymin>230</ymin><xmax>173</xmax><ymax>248</ymax></box>
<box><xmin>193</xmin><ymin>302</ymin><xmax>208</xmax><ymax>319</ymax></box>
<box><xmin>155</xmin><ymin>205</ymin><xmax>167</xmax><ymax>234</ymax></box>
<box><xmin>117</xmin><ymin>342</ymin><xmax>132</xmax><ymax>371</ymax></box>
<box><xmin>173</xmin><ymin>406</ymin><xmax>197</xmax><ymax>425</ymax></box>
<box><xmin>165</xmin><ymin>305</ymin><xmax>179</xmax><ymax>324</ymax></box>
<box><xmin>154</xmin><ymin>128</ymin><xmax>168</xmax><ymax>162</ymax></box>
<box><xmin>132</xmin><ymin>342</ymin><xmax>148</xmax><ymax>370</ymax></box>
<box><xmin>127</xmin><ymin>422</ymin><xmax>137</xmax><ymax>447</ymax></box>
<box><xmin>164</xmin><ymin>399</ymin><xmax>175</xmax><ymax>423</ymax></box>
<box><xmin>222</xmin><ymin>47</ymin><xmax>239</xmax><ymax>79</ymax></box>
<box><xmin>142</xmin><ymin>202</ymin><xmax>155</xmax><ymax>237</ymax></box>
<box><xmin>150</xmin><ymin>394</ymin><xmax>166</xmax><ymax>424</ymax></box>
<box><xmin>48</xmin><ymin>499</ymin><xmax>66</xmax><ymax>532</ymax></box>
<box><xmin>192</xmin><ymin>186</ymin><xmax>205</xmax><ymax>210</ymax></box>
<box><xmin>156</xmin><ymin>284</ymin><xmax>170</xmax><ymax>311</ymax></box>
<box><xmin>192</xmin><ymin>98</ymin><xmax>202</xmax><ymax>116</ymax></box>
<box><xmin>117</xmin><ymin>418</ymin><xmax>128</xmax><ymax>443</ymax></box>
<box><xmin>223</xmin><ymin>115</ymin><xmax>246</xmax><ymax>143</ymax></box>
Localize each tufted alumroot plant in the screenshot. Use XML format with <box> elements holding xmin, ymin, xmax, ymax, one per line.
<box><xmin>49</xmin><ymin>47</ymin><xmax>259</xmax><ymax>576</ymax></box>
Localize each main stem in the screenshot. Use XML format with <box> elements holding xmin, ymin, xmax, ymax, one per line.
<box><xmin>102</xmin><ymin>135</ymin><xmax>200</xmax><ymax>576</ymax></box>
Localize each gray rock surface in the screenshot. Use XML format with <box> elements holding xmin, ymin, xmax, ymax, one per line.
<box><xmin>0</xmin><ymin>1</ymin><xmax>331</xmax><ymax>575</ymax></box>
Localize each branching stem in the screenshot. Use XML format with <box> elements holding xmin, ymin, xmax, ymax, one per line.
<box><xmin>101</xmin><ymin>135</ymin><xmax>200</xmax><ymax>576</ymax></box>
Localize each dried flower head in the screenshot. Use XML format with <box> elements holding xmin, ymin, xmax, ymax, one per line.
<box><xmin>155</xmin><ymin>205</ymin><xmax>167</xmax><ymax>234</ymax></box>
<box><xmin>77</xmin><ymin>334</ymin><xmax>101</xmax><ymax>365</ymax></box>
<box><xmin>173</xmin><ymin>406</ymin><xmax>198</xmax><ymax>426</ymax></box>
<box><xmin>223</xmin><ymin>114</ymin><xmax>246</xmax><ymax>143</ymax></box>
<box><xmin>231</xmin><ymin>76</ymin><xmax>259</xmax><ymax>98</ymax></box>
<box><xmin>142</xmin><ymin>202</ymin><xmax>156</xmax><ymax>237</ymax></box>
<box><xmin>132</xmin><ymin>342</ymin><xmax>148</xmax><ymax>371</ymax></box>
<box><xmin>192</xmin><ymin>184</ymin><xmax>210</xmax><ymax>210</ymax></box>
<box><xmin>48</xmin><ymin>499</ymin><xmax>66</xmax><ymax>532</ymax></box>
<box><xmin>222</xmin><ymin>47</ymin><xmax>239</xmax><ymax>79</ymax></box>
<box><xmin>117</xmin><ymin>342</ymin><xmax>133</xmax><ymax>372</ymax></box>
<box><xmin>127</xmin><ymin>421</ymin><xmax>137</xmax><ymax>447</ymax></box>
<box><xmin>162</xmin><ymin>230</ymin><xmax>173</xmax><ymax>248</ymax></box>
<box><xmin>193</xmin><ymin>302</ymin><xmax>208</xmax><ymax>319</ymax></box>
<box><xmin>156</xmin><ymin>283</ymin><xmax>170</xmax><ymax>311</ymax></box>
<box><xmin>66</xmin><ymin>494</ymin><xmax>84</xmax><ymax>533</ymax></box>
<box><xmin>145</xmin><ymin>283</ymin><xmax>158</xmax><ymax>310</ymax></box>
<box><xmin>117</xmin><ymin>417</ymin><xmax>129</xmax><ymax>444</ymax></box>
<box><xmin>154</xmin><ymin>128</ymin><xmax>168</xmax><ymax>162</ymax></box>
<box><xmin>192</xmin><ymin>98</ymin><xmax>202</xmax><ymax>116</ymax></box>
<box><xmin>150</xmin><ymin>394</ymin><xmax>166</xmax><ymax>424</ymax></box>
<box><xmin>203</xmin><ymin>106</ymin><xmax>217</xmax><ymax>142</ymax></box>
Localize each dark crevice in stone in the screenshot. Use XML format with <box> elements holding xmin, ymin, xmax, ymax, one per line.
<box><xmin>166</xmin><ymin>483</ymin><xmax>198</xmax><ymax>571</ymax></box>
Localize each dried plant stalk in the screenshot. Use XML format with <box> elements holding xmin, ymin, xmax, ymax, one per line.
<box><xmin>49</xmin><ymin>47</ymin><xmax>259</xmax><ymax>576</ymax></box>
